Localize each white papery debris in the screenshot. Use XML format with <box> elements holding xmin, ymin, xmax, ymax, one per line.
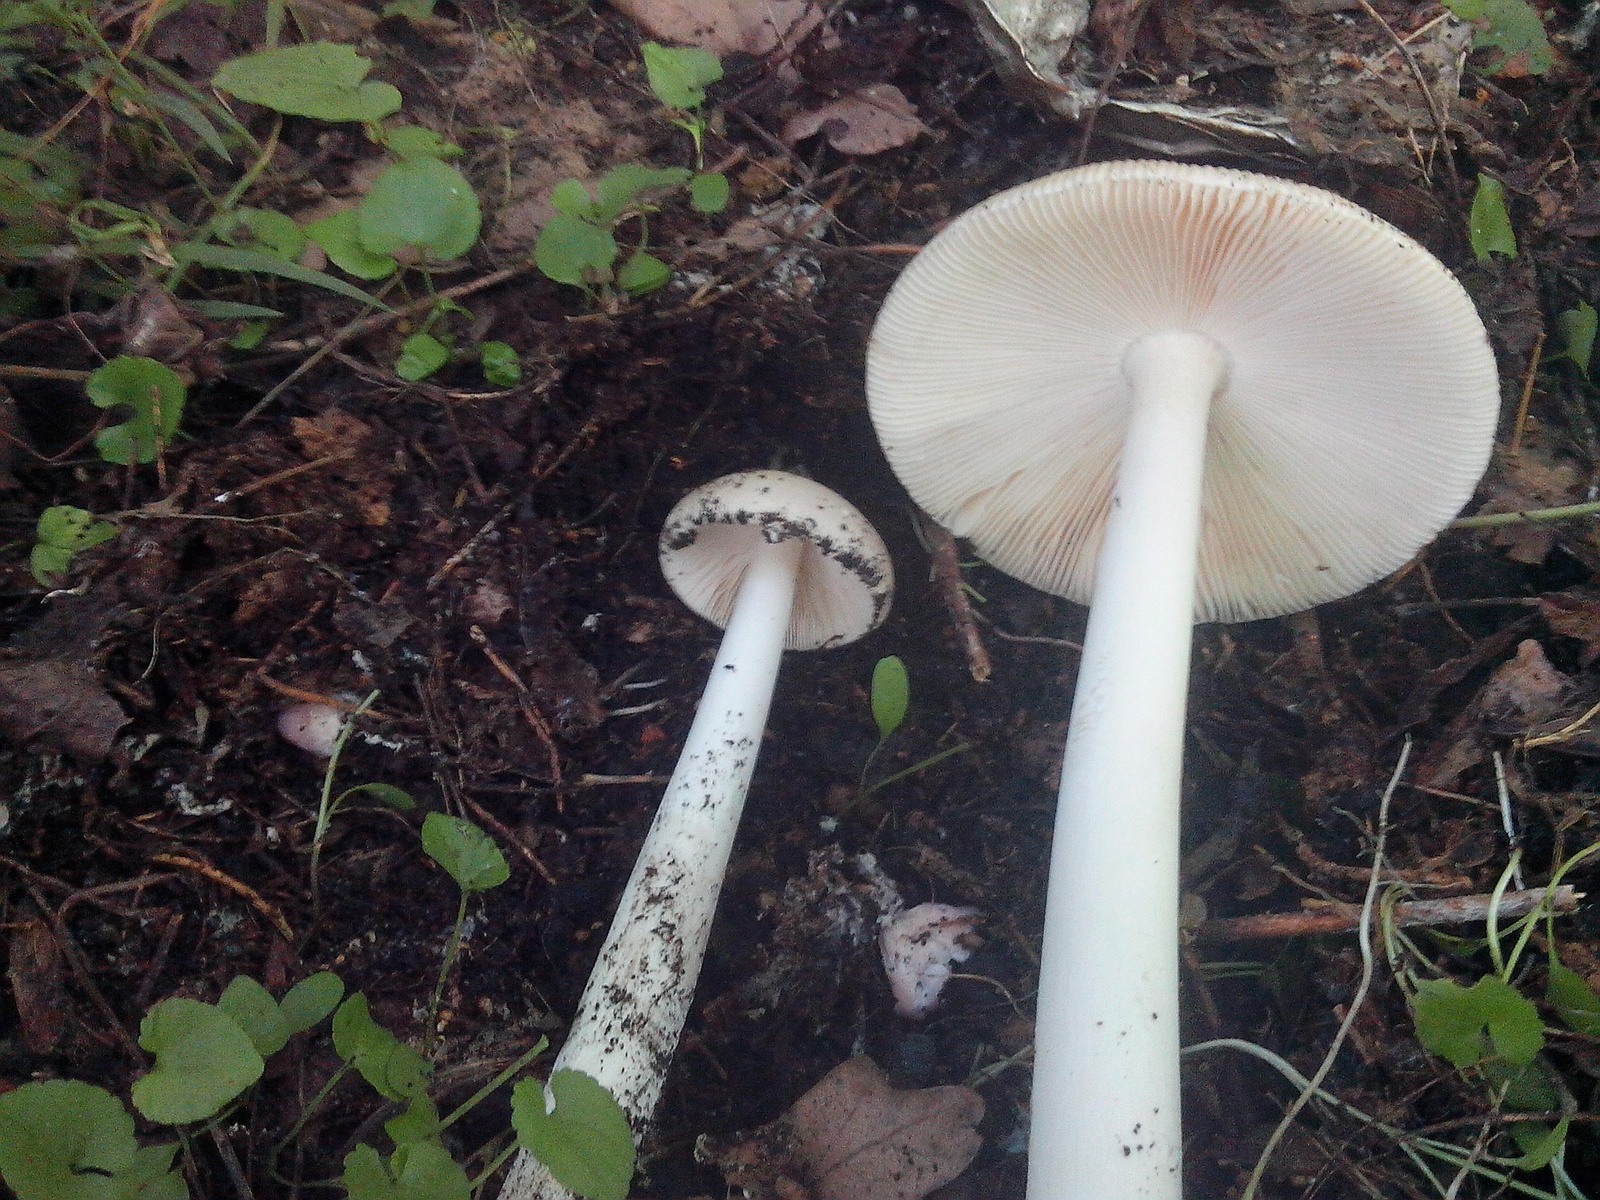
<box><xmin>879</xmin><ymin>901</ymin><xmax>982</xmax><ymax>1018</ymax></box>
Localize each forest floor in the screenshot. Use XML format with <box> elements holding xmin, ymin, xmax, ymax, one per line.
<box><xmin>3</xmin><ymin>0</ymin><xmax>1600</xmax><ymax>1197</ymax></box>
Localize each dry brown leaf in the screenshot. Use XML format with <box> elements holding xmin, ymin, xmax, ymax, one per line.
<box><xmin>1476</xmin><ymin>639</ymin><xmax>1570</xmax><ymax>732</ymax></box>
<box><xmin>782</xmin><ymin>85</ymin><xmax>927</xmax><ymax>155</ymax></box>
<box><xmin>700</xmin><ymin>1057</ymin><xmax>983</xmax><ymax>1200</ymax></box>
<box><xmin>610</xmin><ymin>0</ymin><xmax>823</xmax><ymax>57</ymax></box>
<box><xmin>1539</xmin><ymin>590</ymin><xmax>1600</xmax><ymax>666</ymax></box>
<box><xmin>0</xmin><ymin>598</ymin><xmax>129</xmax><ymax>761</ymax></box>
<box><xmin>7</xmin><ymin>917</ymin><xmax>66</xmax><ymax>1055</ymax></box>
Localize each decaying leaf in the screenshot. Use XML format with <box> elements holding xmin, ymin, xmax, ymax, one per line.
<box><xmin>698</xmin><ymin>1057</ymin><xmax>983</xmax><ymax>1200</ymax></box>
<box><xmin>0</xmin><ymin>598</ymin><xmax>129</xmax><ymax>761</ymax></box>
<box><xmin>7</xmin><ymin>917</ymin><xmax>67</xmax><ymax>1054</ymax></box>
<box><xmin>782</xmin><ymin>85</ymin><xmax>927</xmax><ymax>156</ymax></box>
<box><xmin>1539</xmin><ymin>590</ymin><xmax>1600</xmax><ymax>667</ymax></box>
<box><xmin>611</xmin><ymin>0</ymin><xmax>823</xmax><ymax>58</ymax></box>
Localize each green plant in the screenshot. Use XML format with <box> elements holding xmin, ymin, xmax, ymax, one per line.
<box><xmin>1441</xmin><ymin>0</ymin><xmax>1552</xmax><ymax>76</ymax></box>
<box><xmin>420</xmin><ymin>811</ymin><xmax>510</xmax><ymax>1050</ymax></box>
<box><xmin>535</xmin><ymin>164</ymin><xmax>690</xmax><ymax>299</ymax></box>
<box><xmin>640</xmin><ymin>42</ymin><xmax>730</xmax><ymax>211</ymax></box>
<box><xmin>0</xmin><ymin>852</ymin><xmax>637</xmax><ymax>1200</ymax></box>
<box><xmin>480</xmin><ymin>340</ymin><xmax>522</xmax><ymax>386</ymax></box>
<box><xmin>31</xmin><ymin>504</ymin><xmax>118</xmax><ymax>585</ymax></box>
<box><xmin>511</xmin><ymin>1070</ymin><xmax>637</xmax><ymax>1200</ymax></box>
<box><xmin>1553</xmin><ymin>302</ymin><xmax>1596</xmax><ymax>378</ymax></box>
<box><xmin>308</xmin><ymin>691</ymin><xmax>414</xmax><ymax>906</ymax></box>
<box><xmin>856</xmin><ymin>655</ymin><xmax>972</xmax><ymax>797</ymax></box>
<box><xmin>1470</xmin><ymin>173</ymin><xmax>1517</xmax><ymax>264</ymax></box>
<box><xmin>1398</xmin><ymin>843</ymin><xmax>1600</xmax><ymax>1189</ymax></box>
<box><xmin>86</xmin><ymin>356</ymin><xmax>186</xmax><ymax>466</ymax></box>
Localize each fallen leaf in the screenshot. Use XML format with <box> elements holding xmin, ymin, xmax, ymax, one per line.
<box><xmin>1476</xmin><ymin>639</ymin><xmax>1570</xmax><ymax>732</ymax></box>
<box><xmin>782</xmin><ymin>84</ymin><xmax>927</xmax><ymax>155</ymax></box>
<box><xmin>0</xmin><ymin>598</ymin><xmax>129</xmax><ymax>761</ymax></box>
<box><xmin>1539</xmin><ymin>590</ymin><xmax>1600</xmax><ymax>666</ymax></box>
<box><xmin>699</xmin><ymin>1057</ymin><xmax>983</xmax><ymax>1200</ymax></box>
<box><xmin>610</xmin><ymin>0</ymin><xmax>823</xmax><ymax>58</ymax></box>
<box><xmin>7</xmin><ymin>917</ymin><xmax>66</xmax><ymax>1054</ymax></box>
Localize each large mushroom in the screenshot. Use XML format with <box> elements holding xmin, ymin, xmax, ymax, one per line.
<box><xmin>865</xmin><ymin>161</ymin><xmax>1501</xmax><ymax>1198</ymax></box>
<box><xmin>501</xmin><ymin>470</ymin><xmax>893</xmax><ymax>1200</ymax></box>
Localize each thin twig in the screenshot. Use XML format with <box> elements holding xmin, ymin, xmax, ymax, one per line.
<box><xmin>151</xmin><ymin>853</ymin><xmax>294</xmax><ymax>941</ymax></box>
<box><xmin>1508</xmin><ymin>330</ymin><xmax>1547</xmax><ymax>457</ymax></box>
<box><xmin>1198</xmin><ymin>884</ymin><xmax>1577</xmax><ymax>942</ymax></box>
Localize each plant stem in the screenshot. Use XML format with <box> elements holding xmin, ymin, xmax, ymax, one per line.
<box><xmin>308</xmin><ymin>690</ymin><xmax>379</xmax><ymax>912</ymax></box>
<box><xmin>427</xmin><ymin>890</ymin><xmax>469</xmax><ymax>1054</ymax></box>
<box><xmin>1451</xmin><ymin>500</ymin><xmax>1600</xmax><ymax>528</ymax></box>
<box><xmin>438</xmin><ymin>1040</ymin><xmax>550</xmax><ymax>1132</ymax></box>
<box><xmin>864</xmin><ymin>741</ymin><xmax>974</xmax><ymax>795</ymax></box>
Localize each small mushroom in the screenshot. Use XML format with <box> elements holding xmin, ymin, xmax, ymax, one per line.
<box><xmin>501</xmin><ymin>470</ymin><xmax>892</xmax><ymax>1200</ymax></box>
<box><xmin>866</xmin><ymin>161</ymin><xmax>1501</xmax><ymax>1198</ymax></box>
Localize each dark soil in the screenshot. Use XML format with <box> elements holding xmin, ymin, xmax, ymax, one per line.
<box><xmin>4</xmin><ymin>1</ymin><xmax>1600</xmax><ymax>1198</ymax></box>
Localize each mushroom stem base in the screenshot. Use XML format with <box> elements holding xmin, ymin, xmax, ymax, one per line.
<box><xmin>1028</xmin><ymin>330</ymin><xmax>1226</xmax><ymax>1200</ymax></box>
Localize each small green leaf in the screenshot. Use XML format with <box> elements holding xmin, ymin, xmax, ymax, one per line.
<box><xmin>395</xmin><ymin>332</ymin><xmax>450</xmax><ymax>381</ymax></box>
<box><xmin>615</xmin><ymin>250</ymin><xmax>671</xmax><ymax>296</ymax></box>
<box><xmin>382</xmin><ymin>125</ymin><xmax>459</xmax><ymax>160</ymax></box>
<box><xmin>1554</xmin><ymin>302</ymin><xmax>1597</xmax><ymax>377</ymax></box>
<box><xmin>140</xmin><ymin>87</ymin><xmax>232</xmax><ymax>162</ymax></box>
<box><xmin>279</xmin><ymin>971</ymin><xmax>345</xmax><ymax>1033</ymax></box>
<box><xmin>132</xmin><ymin>998</ymin><xmax>264</xmax><ymax>1124</ymax></box>
<box><xmin>342</xmin><ymin>1139</ymin><xmax>471</xmax><ymax>1200</ymax></box>
<box><xmin>480</xmin><ymin>340</ymin><xmax>521</xmax><ymax>387</ymax></box>
<box><xmin>118</xmin><ymin>1142</ymin><xmax>189</xmax><ymax>1200</ymax></box>
<box><xmin>641</xmin><ymin>42</ymin><xmax>722</xmax><ymax>110</ymax></box>
<box><xmin>175</xmin><ymin>241</ymin><xmax>393</xmax><ymax>306</ymax></box>
<box><xmin>1547</xmin><ymin>962</ymin><xmax>1600</xmax><ymax>1036</ymax></box>
<box><xmin>212</xmin><ymin>43</ymin><xmax>403</xmax><ymax>122</ymax></box>
<box><xmin>185</xmin><ymin>300</ymin><xmax>283</xmax><ymax>319</ymax></box>
<box><xmin>1505</xmin><ymin>1117</ymin><xmax>1569</xmax><ymax>1170</ymax></box>
<box><xmin>421</xmin><ymin>812</ymin><xmax>509</xmax><ymax>893</ymax></box>
<box><xmin>535</xmin><ymin>212</ymin><xmax>617</xmax><ymax>287</ymax></box>
<box><xmin>549</xmin><ymin>179</ymin><xmax>596</xmax><ymax>220</ymax></box>
<box><xmin>511</xmin><ymin>1070</ymin><xmax>636</xmax><ymax>1200</ymax></box>
<box><xmin>593</xmin><ymin>163</ymin><xmax>690</xmax><ymax>224</ymax></box>
<box><xmin>1411</xmin><ymin>975</ymin><xmax>1544</xmax><ymax>1069</ymax></box>
<box><xmin>871</xmin><ymin>655</ymin><xmax>910</xmax><ymax>742</ymax></box>
<box><xmin>357</xmin><ymin>158</ymin><xmax>480</xmax><ymax>261</ymax></box>
<box><xmin>690</xmin><ymin>171</ymin><xmax>729</xmax><ymax>214</ymax></box>
<box><xmin>86</xmin><ymin>356</ymin><xmax>186</xmax><ymax>466</ymax></box>
<box><xmin>305</xmin><ymin>209</ymin><xmax>398</xmax><ymax>280</ymax></box>
<box><xmin>381</xmin><ymin>0</ymin><xmax>438</xmax><ymax>20</ymax></box>
<box><xmin>332</xmin><ymin>994</ymin><xmax>432</xmax><ymax>1101</ymax></box>
<box><xmin>218</xmin><ymin>975</ymin><xmax>293</xmax><ymax>1057</ymax></box>
<box><xmin>383</xmin><ymin>1092</ymin><xmax>440</xmax><ymax>1147</ymax></box>
<box><xmin>37</xmin><ymin>504</ymin><xmax>117</xmax><ymax>552</ymax></box>
<box><xmin>336</xmin><ymin>782</ymin><xmax>416</xmax><ymax>810</ymax></box>
<box><xmin>226</xmin><ymin>208</ymin><xmax>306</xmax><ymax>262</ymax></box>
<box><xmin>1469</xmin><ymin>174</ymin><xmax>1517</xmax><ymax>264</ymax></box>
<box><xmin>230</xmin><ymin>320</ymin><xmax>271</xmax><ymax>350</ymax></box>
<box><xmin>30</xmin><ymin>542</ymin><xmax>74</xmax><ymax>586</ymax></box>
<box><xmin>1441</xmin><ymin>0</ymin><xmax>1552</xmax><ymax>75</ymax></box>
<box><xmin>0</xmin><ymin>1080</ymin><xmax>136</xmax><ymax>1200</ymax></box>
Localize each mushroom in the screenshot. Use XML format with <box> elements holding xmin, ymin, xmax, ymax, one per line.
<box><xmin>865</xmin><ymin>161</ymin><xmax>1500</xmax><ymax>1198</ymax></box>
<box><xmin>501</xmin><ymin>469</ymin><xmax>893</xmax><ymax>1200</ymax></box>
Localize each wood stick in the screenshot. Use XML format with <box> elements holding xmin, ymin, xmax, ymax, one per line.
<box><xmin>1197</xmin><ymin>885</ymin><xmax>1580</xmax><ymax>942</ymax></box>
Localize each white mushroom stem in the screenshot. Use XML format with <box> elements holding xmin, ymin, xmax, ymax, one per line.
<box><xmin>1029</xmin><ymin>331</ymin><xmax>1227</xmax><ymax>1200</ymax></box>
<box><xmin>500</xmin><ymin>534</ymin><xmax>803</xmax><ymax>1200</ymax></box>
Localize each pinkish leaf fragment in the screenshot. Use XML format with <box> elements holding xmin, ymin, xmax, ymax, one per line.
<box><xmin>699</xmin><ymin>1056</ymin><xmax>984</xmax><ymax>1200</ymax></box>
<box><xmin>781</xmin><ymin>84</ymin><xmax>927</xmax><ymax>155</ymax></box>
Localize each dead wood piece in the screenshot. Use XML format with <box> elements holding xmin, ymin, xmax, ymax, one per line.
<box><xmin>151</xmin><ymin>853</ymin><xmax>294</xmax><ymax>941</ymax></box>
<box><xmin>1198</xmin><ymin>885</ymin><xmax>1579</xmax><ymax>942</ymax></box>
<box><xmin>919</xmin><ymin>513</ymin><xmax>992</xmax><ymax>683</ymax></box>
<box><xmin>7</xmin><ymin>916</ymin><xmax>67</xmax><ymax>1054</ymax></box>
<box><xmin>1275</xmin><ymin>816</ymin><xmax>1472</xmax><ymax>888</ymax></box>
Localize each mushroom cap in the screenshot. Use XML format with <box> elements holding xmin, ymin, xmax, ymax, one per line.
<box><xmin>660</xmin><ymin>470</ymin><xmax>894</xmax><ymax>650</ymax></box>
<box><xmin>867</xmin><ymin>160</ymin><xmax>1501</xmax><ymax>623</ymax></box>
